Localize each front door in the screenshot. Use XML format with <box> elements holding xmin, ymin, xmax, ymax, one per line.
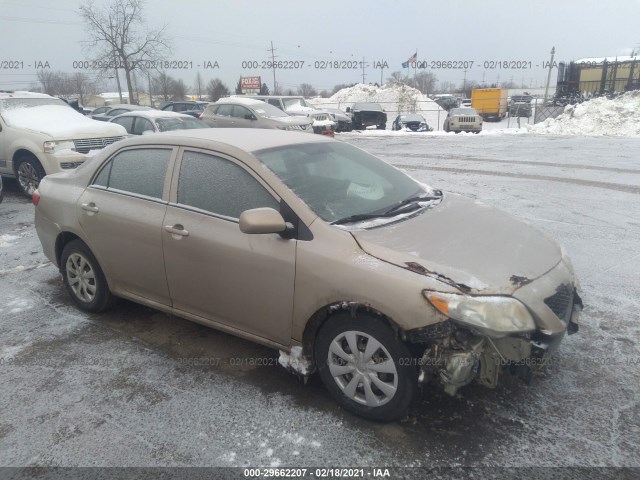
<box><xmin>162</xmin><ymin>149</ymin><xmax>296</xmax><ymax>345</ymax></box>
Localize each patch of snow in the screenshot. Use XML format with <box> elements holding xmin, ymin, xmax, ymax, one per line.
<box><xmin>2</xmin><ymin>105</ymin><xmax>126</xmax><ymax>138</ymax></box>
<box><xmin>278</xmin><ymin>346</ymin><xmax>311</xmax><ymax>375</ymax></box>
<box><xmin>0</xmin><ymin>234</ymin><xmax>19</xmax><ymax>247</ymax></box>
<box><xmin>0</xmin><ymin>298</ymin><xmax>35</xmax><ymax>315</ymax></box>
<box><xmin>528</xmin><ymin>91</ymin><xmax>640</xmax><ymax>137</ymax></box>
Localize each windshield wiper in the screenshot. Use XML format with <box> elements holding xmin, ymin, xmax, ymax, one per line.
<box><xmin>331</xmin><ymin>212</ymin><xmax>388</xmax><ymax>225</ymax></box>
<box><xmin>382</xmin><ymin>190</ymin><xmax>442</xmax><ymax>216</ymax></box>
<box><xmin>331</xmin><ymin>190</ymin><xmax>443</xmax><ymax>226</ymax></box>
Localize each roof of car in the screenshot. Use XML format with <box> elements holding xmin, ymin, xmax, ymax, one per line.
<box><xmin>106</xmin><ymin>104</ymin><xmax>153</xmax><ymax>111</ymax></box>
<box><xmin>119</xmin><ymin>127</ymin><xmax>330</xmax><ymax>152</ymax></box>
<box><xmin>0</xmin><ymin>91</ymin><xmax>54</xmax><ymax>99</ymax></box>
<box><xmin>111</xmin><ymin>110</ymin><xmax>196</xmax><ymax>119</ymax></box>
<box><xmin>215</xmin><ymin>97</ymin><xmax>267</xmax><ymax>107</ymax></box>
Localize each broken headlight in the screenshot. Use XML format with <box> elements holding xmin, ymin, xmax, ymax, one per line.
<box><xmin>424</xmin><ymin>291</ymin><xmax>535</xmax><ymax>336</ymax></box>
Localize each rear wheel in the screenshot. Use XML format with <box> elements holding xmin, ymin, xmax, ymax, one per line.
<box><xmin>15</xmin><ymin>155</ymin><xmax>45</xmax><ymax>197</ymax></box>
<box><xmin>61</xmin><ymin>240</ymin><xmax>114</xmax><ymax>312</ymax></box>
<box><xmin>0</xmin><ymin>176</ymin><xmax>4</xmax><ymax>203</ymax></box>
<box><xmin>315</xmin><ymin>313</ymin><xmax>417</xmax><ymax>421</ymax></box>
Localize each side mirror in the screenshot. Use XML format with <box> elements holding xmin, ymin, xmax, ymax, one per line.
<box><xmin>239</xmin><ymin>208</ymin><xmax>286</xmax><ymax>234</ymax></box>
<box><xmin>345</xmin><ymin>107</ymin><xmax>351</xmax><ymax>113</ymax></box>
<box><xmin>245</xmin><ymin>114</ymin><xmax>256</xmax><ymax>120</ymax></box>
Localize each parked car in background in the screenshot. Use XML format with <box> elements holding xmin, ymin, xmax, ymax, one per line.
<box><xmin>201</xmin><ymin>97</ymin><xmax>313</xmax><ymax>132</ymax></box>
<box><xmin>433</xmin><ymin>95</ymin><xmax>459</xmax><ymax>111</ymax></box>
<box><xmin>460</xmin><ymin>98</ymin><xmax>472</xmax><ymax>108</ymax></box>
<box><xmin>244</xmin><ymin>95</ymin><xmax>335</xmax><ymax>134</ymax></box>
<box><xmin>443</xmin><ymin>107</ymin><xmax>483</xmax><ymax>133</ymax></box>
<box><xmin>91</xmin><ymin>104</ymin><xmax>153</xmax><ymax>122</ymax></box>
<box><xmin>159</xmin><ymin>101</ymin><xmax>209</xmax><ymax>119</ymax></box>
<box><xmin>88</xmin><ymin>106</ymin><xmax>111</xmax><ymax>117</ymax></box>
<box><xmin>0</xmin><ymin>91</ymin><xmax>126</xmax><ymax>196</ymax></box>
<box><xmin>509</xmin><ymin>94</ymin><xmax>533</xmax><ymax>117</ymax></box>
<box><xmin>34</xmin><ymin>128</ymin><xmax>582</xmax><ymax>421</ymax></box>
<box><xmin>109</xmin><ymin>110</ymin><xmax>209</xmax><ymax>136</ymax></box>
<box><xmin>391</xmin><ymin>113</ymin><xmax>432</xmax><ymax>132</ymax></box>
<box><xmin>324</xmin><ymin>108</ymin><xmax>353</xmax><ymax>132</ymax></box>
<box><xmin>347</xmin><ymin>102</ymin><xmax>387</xmax><ymax>130</ymax></box>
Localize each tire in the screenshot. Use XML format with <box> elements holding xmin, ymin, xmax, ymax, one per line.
<box><xmin>314</xmin><ymin>313</ymin><xmax>417</xmax><ymax>421</ymax></box>
<box><xmin>61</xmin><ymin>239</ymin><xmax>114</xmax><ymax>313</ymax></box>
<box><xmin>377</xmin><ymin>123</ymin><xmax>386</xmax><ymax>130</ymax></box>
<box><xmin>0</xmin><ymin>176</ymin><xmax>4</xmax><ymax>204</ymax></box>
<box><xmin>15</xmin><ymin>155</ymin><xmax>45</xmax><ymax>197</ymax></box>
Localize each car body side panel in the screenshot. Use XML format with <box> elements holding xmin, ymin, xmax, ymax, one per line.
<box><xmin>76</xmin><ymin>188</ymin><xmax>172</xmax><ymax>306</ymax></box>
<box><xmin>291</xmin><ymin>220</ymin><xmax>452</xmax><ymax>342</ymax></box>
<box><xmin>162</xmin><ymin>205</ymin><xmax>297</xmax><ymax>345</ymax></box>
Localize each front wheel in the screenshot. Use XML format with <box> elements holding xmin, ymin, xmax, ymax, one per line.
<box><xmin>15</xmin><ymin>155</ymin><xmax>45</xmax><ymax>197</ymax></box>
<box><xmin>376</xmin><ymin>123</ymin><xmax>386</xmax><ymax>130</ymax></box>
<box><xmin>315</xmin><ymin>313</ymin><xmax>417</xmax><ymax>421</ymax></box>
<box><xmin>61</xmin><ymin>240</ymin><xmax>114</xmax><ymax>312</ymax></box>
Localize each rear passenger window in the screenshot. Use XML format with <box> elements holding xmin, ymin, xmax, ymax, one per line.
<box><xmin>177</xmin><ymin>150</ymin><xmax>279</xmax><ymax>219</ymax></box>
<box><xmin>111</xmin><ymin>115</ymin><xmax>134</xmax><ymax>133</ymax></box>
<box><xmin>92</xmin><ymin>149</ymin><xmax>171</xmax><ymax>199</ymax></box>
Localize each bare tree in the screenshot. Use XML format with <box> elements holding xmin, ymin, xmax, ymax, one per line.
<box><xmin>171</xmin><ymin>79</ymin><xmax>188</xmax><ymax>100</ymax></box>
<box><xmin>206</xmin><ymin>78</ymin><xmax>230</xmax><ymax>102</ymax></box>
<box><xmin>194</xmin><ymin>72</ymin><xmax>204</xmax><ymax>100</ymax></box>
<box><xmin>332</xmin><ymin>83</ymin><xmax>352</xmax><ymax>95</ymax></box>
<box><xmin>152</xmin><ymin>71</ymin><xmax>175</xmax><ymax>101</ymax></box>
<box><xmin>259</xmin><ymin>83</ymin><xmax>270</xmax><ymax>95</ymax></box>
<box><xmin>37</xmin><ymin>70</ymin><xmax>60</xmax><ymax>96</ymax></box>
<box><xmin>297</xmin><ymin>83</ymin><xmax>317</xmax><ymax>97</ymax></box>
<box><xmin>234</xmin><ymin>77</ymin><xmax>243</xmax><ymax>95</ymax></box>
<box><xmin>70</xmin><ymin>72</ymin><xmax>96</xmax><ymax>104</ymax></box>
<box><xmin>387</xmin><ymin>71</ymin><xmax>405</xmax><ymax>83</ymax></box>
<box><xmin>408</xmin><ymin>72</ymin><xmax>437</xmax><ymax>95</ymax></box>
<box><xmin>78</xmin><ymin>0</ymin><xmax>171</xmax><ymax>104</ymax></box>
<box><xmin>319</xmin><ymin>90</ymin><xmax>330</xmax><ymax>98</ymax></box>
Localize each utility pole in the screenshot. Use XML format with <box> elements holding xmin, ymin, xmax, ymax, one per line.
<box><xmin>360</xmin><ymin>56</ymin><xmax>367</xmax><ymax>84</ymax></box>
<box><xmin>268</xmin><ymin>41</ymin><xmax>278</xmax><ymax>94</ymax></box>
<box><xmin>463</xmin><ymin>69</ymin><xmax>467</xmax><ymax>96</ymax></box>
<box><xmin>543</xmin><ymin>46</ymin><xmax>556</xmax><ymax>104</ymax></box>
<box><xmin>147</xmin><ymin>72</ymin><xmax>153</xmax><ymax>107</ymax></box>
<box><xmin>109</xmin><ymin>23</ymin><xmax>123</xmax><ymax>103</ymax></box>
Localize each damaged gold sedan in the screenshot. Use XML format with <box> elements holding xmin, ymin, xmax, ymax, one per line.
<box><xmin>34</xmin><ymin>129</ymin><xmax>582</xmax><ymax>421</ymax></box>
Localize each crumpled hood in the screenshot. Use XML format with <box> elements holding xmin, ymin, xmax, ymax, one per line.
<box><xmin>350</xmin><ymin>193</ymin><xmax>562</xmax><ymax>294</ymax></box>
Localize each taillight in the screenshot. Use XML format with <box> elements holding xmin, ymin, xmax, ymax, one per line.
<box><xmin>32</xmin><ymin>190</ymin><xmax>40</xmax><ymax>206</ymax></box>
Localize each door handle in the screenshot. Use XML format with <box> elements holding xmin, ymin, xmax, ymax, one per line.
<box><xmin>164</xmin><ymin>224</ymin><xmax>189</xmax><ymax>237</ymax></box>
<box><xmin>81</xmin><ymin>202</ymin><xmax>99</xmax><ymax>213</ymax></box>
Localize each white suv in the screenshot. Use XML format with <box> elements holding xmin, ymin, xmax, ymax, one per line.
<box><xmin>0</xmin><ymin>92</ymin><xmax>127</xmax><ymax>196</ymax></box>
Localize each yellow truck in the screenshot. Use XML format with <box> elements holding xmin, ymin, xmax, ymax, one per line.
<box><xmin>471</xmin><ymin>88</ymin><xmax>508</xmax><ymax>121</ymax></box>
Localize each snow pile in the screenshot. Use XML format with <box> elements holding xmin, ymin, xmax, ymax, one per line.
<box><xmin>310</xmin><ymin>83</ymin><xmax>446</xmax><ymax>130</ymax></box>
<box><xmin>528</xmin><ymin>91</ymin><xmax>640</xmax><ymax>137</ymax></box>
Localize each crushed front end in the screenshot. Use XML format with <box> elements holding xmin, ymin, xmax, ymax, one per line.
<box><xmin>407</xmin><ymin>259</ymin><xmax>582</xmax><ymax>396</ymax></box>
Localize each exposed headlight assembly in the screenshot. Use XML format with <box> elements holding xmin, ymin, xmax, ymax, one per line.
<box><xmin>424</xmin><ymin>291</ymin><xmax>535</xmax><ymax>336</ymax></box>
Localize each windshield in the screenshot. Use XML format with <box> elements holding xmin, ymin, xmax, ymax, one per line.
<box><xmin>353</xmin><ymin>103</ymin><xmax>383</xmax><ymax>111</ymax></box>
<box><xmin>254</xmin><ymin>142</ymin><xmax>424</xmax><ymax>224</ymax></box>
<box><xmin>282</xmin><ymin>98</ymin><xmax>311</xmax><ymax>111</ymax></box>
<box><xmin>450</xmin><ymin>108</ymin><xmax>477</xmax><ymax>115</ymax></box>
<box><xmin>0</xmin><ymin>97</ymin><xmax>67</xmax><ymax>111</ymax></box>
<box><xmin>252</xmin><ymin>102</ymin><xmax>289</xmax><ymax>118</ymax></box>
<box><xmin>156</xmin><ymin>117</ymin><xmax>209</xmax><ymax>131</ymax></box>
<box><xmin>399</xmin><ymin>114</ymin><xmax>424</xmax><ymax>122</ymax></box>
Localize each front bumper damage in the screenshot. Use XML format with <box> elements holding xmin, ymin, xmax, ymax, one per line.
<box><xmin>408</xmin><ymin>289</ymin><xmax>582</xmax><ymax>396</ymax></box>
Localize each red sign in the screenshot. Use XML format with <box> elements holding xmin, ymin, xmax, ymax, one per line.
<box><xmin>241</xmin><ymin>76</ymin><xmax>261</xmax><ymax>90</ymax></box>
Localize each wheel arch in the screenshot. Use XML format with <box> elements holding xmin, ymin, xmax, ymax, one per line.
<box><xmin>302</xmin><ymin>301</ymin><xmax>405</xmax><ymax>371</ymax></box>
<box><xmin>12</xmin><ymin>149</ymin><xmax>42</xmax><ymax>174</ymax></box>
<box><xmin>55</xmin><ymin>231</ymin><xmax>83</xmax><ymax>269</ymax></box>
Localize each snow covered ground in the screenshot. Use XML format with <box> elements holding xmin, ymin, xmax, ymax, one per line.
<box><xmin>0</xmin><ymin>129</ymin><xmax>638</xmax><ymax>472</ymax></box>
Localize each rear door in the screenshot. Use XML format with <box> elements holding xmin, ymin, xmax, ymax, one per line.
<box><xmin>77</xmin><ymin>146</ymin><xmax>175</xmax><ymax>305</ymax></box>
<box><xmin>162</xmin><ymin>148</ymin><xmax>296</xmax><ymax>345</ymax></box>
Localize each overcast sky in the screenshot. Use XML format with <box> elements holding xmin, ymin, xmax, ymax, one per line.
<box><xmin>1</xmin><ymin>0</ymin><xmax>639</xmax><ymax>93</ymax></box>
